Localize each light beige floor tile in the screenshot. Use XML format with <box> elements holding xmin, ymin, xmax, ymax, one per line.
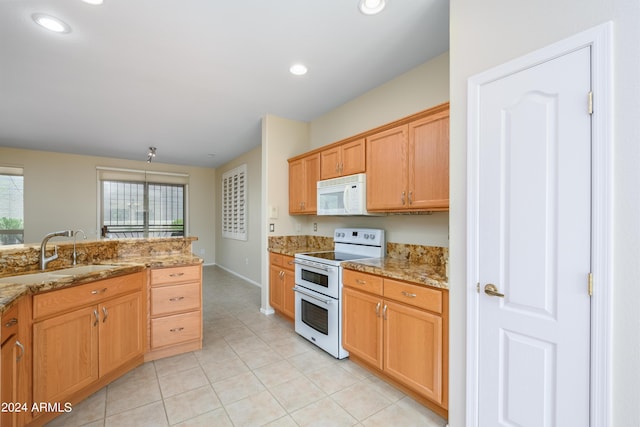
<box><xmin>106</xmin><ymin>376</ymin><xmax>162</xmax><ymax>416</ymax></box>
<box><xmin>105</xmin><ymin>401</ymin><xmax>168</xmax><ymax>427</ymax></box>
<box><xmin>237</xmin><ymin>347</ymin><xmax>285</xmax><ymax>370</ymax></box>
<box><xmin>46</xmin><ymin>389</ymin><xmax>106</xmax><ymax>427</ymax></box>
<box><xmin>153</xmin><ymin>352</ymin><xmax>200</xmax><ymax>378</ymax></box>
<box><xmin>305</xmin><ymin>365</ymin><xmax>361</xmax><ymax>395</ymax></box>
<box><xmin>109</xmin><ymin>362</ymin><xmax>157</xmax><ymax>388</ymax></box>
<box><xmin>193</xmin><ymin>341</ymin><xmax>239</xmax><ymax>365</ymax></box>
<box><xmin>211</xmin><ymin>371</ymin><xmax>266</xmax><ymax>404</ymax></box>
<box><xmin>226</xmin><ymin>335</ymin><xmax>271</xmax><ymax>355</ymax></box>
<box><xmin>163</xmin><ymin>384</ymin><xmax>221</xmax><ymax>425</ymax></box>
<box><xmin>288</xmin><ymin>348</ymin><xmax>338</xmax><ymax>373</ymax></box>
<box><xmin>157</xmin><ymin>366</ymin><xmax>209</xmax><ymax>399</ymax></box>
<box><xmin>253</xmin><ymin>360</ymin><xmax>303</xmax><ymax>388</ymax></box>
<box><xmin>290</xmin><ymin>397</ymin><xmax>358</xmax><ymax>427</ymax></box>
<box><xmin>200</xmin><ymin>355</ymin><xmax>250</xmax><ymax>383</ymax></box>
<box><xmin>337</xmin><ymin>360</ymin><xmax>373</xmax><ymax>380</ymax></box>
<box><xmin>269</xmin><ymin>335</ymin><xmax>316</xmax><ymax>358</ymax></box>
<box><xmin>361</xmin><ymin>396</ymin><xmax>447</xmax><ymax>427</ymax></box>
<box><xmin>224</xmin><ymin>390</ymin><xmax>286</xmax><ymax>427</ymax></box>
<box><xmin>361</xmin><ymin>376</ymin><xmax>406</xmax><ymax>403</ymax></box>
<box><xmin>263</xmin><ymin>415</ymin><xmax>299</xmax><ymax>427</ymax></box>
<box><xmin>331</xmin><ymin>381</ymin><xmax>393</xmax><ymax>421</ymax></box>
<box><xmin>170</xmin><ymin>407</ymin><xmax>233</xmax><ymax>427</ymax></box>
<box><xmin>269</xmin><ymin>376</ymin><xmax>327</xmax><ymax>412</ymax></box>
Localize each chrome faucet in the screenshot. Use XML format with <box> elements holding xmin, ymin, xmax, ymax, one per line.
<box><xmin>40</xmin><ymin>230</ymin><xmax>73</xmax><ymax>270</ymax></box>
<box><xmin>73</xmin><ymin>229</ymin><xmax>87</xmax><ymax>265</ymax></box>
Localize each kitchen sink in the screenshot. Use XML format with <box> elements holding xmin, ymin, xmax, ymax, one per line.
<box><xmin>0</xmin><ymin>265</ymin><xmax>121</xmax><ymax>285</ymax></box>
<box><xmin>52</xmin><ymin>264</ymin><xmax>120</xmax><ymax>275</ymax></box>
<box><xmin>0</xmin><ymin>272</ymin><xmax>72</xmax><ymax>285</ymax></box>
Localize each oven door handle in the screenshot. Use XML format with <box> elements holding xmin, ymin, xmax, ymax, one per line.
<box><xmin>293</xmin><ymin>260</ymin><xmax>330</xmax><ymax>271</ymax></box>
<box><xmin>293</xmin><ymin>286</ymin><xmax>334</xmax><ymax>304</ymax></box>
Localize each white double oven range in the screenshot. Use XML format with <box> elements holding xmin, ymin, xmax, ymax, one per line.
<box><xmin>293</xmin><ymin>228</ymin><xmax>385</xmax><ymax>359</ymax></box>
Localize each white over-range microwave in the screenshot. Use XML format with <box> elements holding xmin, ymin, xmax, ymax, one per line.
<box><xmin>316</xmin><ymin>173</ymin><xmax>378</xmax><ymax>216</ymax></box>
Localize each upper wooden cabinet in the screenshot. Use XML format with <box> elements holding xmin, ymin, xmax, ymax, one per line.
<box><xmin>289</xmin><ymin>153</ymin><xmax>320</xmax><ymax>214</ymax></box>
<box><xmin>366</xmin><ymin>106</ymin><xmax>449</xmax><ymax>212</ymax></box>
<box><xmin>320</xmin><ymin>138</ymin><xmax>365</xmax><ymax>180</ymax></box>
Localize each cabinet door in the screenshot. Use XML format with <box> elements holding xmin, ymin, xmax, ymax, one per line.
<box><xmin>342</xmin><ymin>287</ymin><xmax>383</xmax><ymax>369</ymax></box>
<box><xmin>33</xmin><ymin>306</ymin><xmax>99</xmax><ymax>404</ymax></box>
<box><xmin>269</xmin><ymin>265</ymin><xmax>284</xmax><ymax>312</ymax></box>
<box><xmin>408</xmin><ymin>112</ymin><xmax>449</xmax><ymax>210</ymax></box>
<box><xmin>383</xmin><ymin>300</ymin><xmax>443</xmax><ymax>405</ymax></box>
<box><xmin>1</xmin><ymin>335</ymin><xmax>19</xmax><ymax>427</ymax></box>
<box><xmin>99</xmin><ymin>292</ymin><xmax>144</xmax><ymax>376</ymax></box>
<box><xmin>366</xmin><ymin>125</ymin><xmax>408</xmax><ymax>210</ymax></box>
<box><xmin>288</xmin><ymin>158</ymin><xmax>305</xmax><ymax>214</ymax></box>
<box><xmin>340</xmin><ymin>138</ymin><xmax>366</xmax><ymax>177</ymax></box>
<box><xmin>302</xmin><ymin>153</ymin><xmax>320</xmax><ymax>213</ymax></box>
<box><xmin>320</xmin><ymin>146</ymin><xmax>341</xmax><ymax>180</ymax></box>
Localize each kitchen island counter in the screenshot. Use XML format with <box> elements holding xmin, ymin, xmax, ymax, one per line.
<box><xmin>342</xmin><ymin>257</ymin><xmax>448</xmax><ymax>290</ymax></box>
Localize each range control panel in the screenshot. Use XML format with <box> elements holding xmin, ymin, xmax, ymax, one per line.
<box><xmin>334</xmin><ymin>228</ymin><xmax>385</xmax><ymax>246</ymax></box>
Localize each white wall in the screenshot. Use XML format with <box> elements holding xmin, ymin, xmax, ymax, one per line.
<box><xmin>449</xmin><ymin>1</ymin><xmax>639</xmax><ymax>426</ymax></box>
<box><xmin>0</xmin><ymin>146</ymin><xmax>216</xmax><ymax>263</ymax></box>
<box><xmin>215</xmin><ymin>146</ymin><xmax>262</xmax><ymax>285</ymax></box>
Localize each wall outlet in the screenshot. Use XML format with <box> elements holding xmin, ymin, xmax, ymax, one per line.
<box><xmin>313</xmin><ymin>222</ymin><xmax>317</xmax><ymax>232</ymax></box>
<box><xmin>269</xmin><ymin>223</ymin><xmax>275</xmax><ymax>232</ymax></box>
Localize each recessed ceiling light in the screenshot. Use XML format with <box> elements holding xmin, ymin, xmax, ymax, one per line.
<box><xmin>82</xmin><ymin>0</ymin><xmax>104</xmax><ymax>5</ymax></box>
<box><xmin>32</xmin><ymin>13</ymin><xmax>71</xmax><ymax>33</ymax></box>
<box><xmin>358</xmin><ymin>0</ymin><xmax>386</xmax><ymax>15</ymax></box>
<box><xmin>289</xmin><ymin>64</ymin><xmax>308</xmax><ymax>76</ymax></box>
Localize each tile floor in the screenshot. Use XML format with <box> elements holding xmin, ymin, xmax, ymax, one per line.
<box><xmin>45</xmin><ymin>265</ymin><xmax>448</xmax><ymax>427</ymax></box>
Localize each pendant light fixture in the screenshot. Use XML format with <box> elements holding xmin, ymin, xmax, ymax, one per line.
<box><xmin>147</xmin><ymin>147</ymin><xmax>157</xmax><ymax>163</ymax></box>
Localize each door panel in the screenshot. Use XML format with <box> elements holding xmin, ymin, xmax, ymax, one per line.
<box><xmin>478</xmin><ymin>46</ymin><xmax>592</xmax><ymax>426</ymax></box>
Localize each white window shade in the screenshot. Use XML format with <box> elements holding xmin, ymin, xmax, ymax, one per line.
<box><xmin>222</xmin><ymin>164</ymin><xmax>247</xmax><ymax>241</ymax></box>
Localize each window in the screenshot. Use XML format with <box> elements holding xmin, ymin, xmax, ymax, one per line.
<box><xmin>0</xmin><ymin>166</ymin><xmax>24</xmax><ymax>245</ymax></box>
<box><xmin>98</xmin><ymin>167</ymin><xmax>188</xmax><ymax>238</ymax></box>
<box><xmin>222</xmin><ymin>164</ymin><xmax>247</xmax><ymax>241</ymax></box>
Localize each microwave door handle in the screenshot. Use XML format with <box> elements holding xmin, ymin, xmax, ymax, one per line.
<box><xmin>343</xmin><ymin>186</ymin><xmax>351</xmax><ymax>213</ymax></box>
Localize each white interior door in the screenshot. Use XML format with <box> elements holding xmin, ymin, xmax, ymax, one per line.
<box><xmin>477</xmin><ymin>46</ymin><xmax>592</xmax><ymax>426</ymax></box>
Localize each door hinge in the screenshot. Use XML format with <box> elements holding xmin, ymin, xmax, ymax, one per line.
<box><xmin>588</xmin><ymin>272</ymin><xmax>593</xmax><ymax>296</ymax></box>
<box><xmin>476</xmin><ymin>282</ymin><xmax>480</xmax><ymax>293</ymax></box>
<box><xmin>588</xmin><ymin>91</ymin><xmax>594</xmax><ymax>115</ymax></box>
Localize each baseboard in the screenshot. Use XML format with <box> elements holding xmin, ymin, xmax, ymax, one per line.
<box><xmin>213</xmin><ymin>264</ymin><xmax>262</xmax><ymax>288</ymax></box>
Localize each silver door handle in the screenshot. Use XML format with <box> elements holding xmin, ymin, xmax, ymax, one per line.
<box><xmin>484</xmin><ymin>283</ymin><xmax>505</xmax><ymax>298</ymax></box>
<box><xmin>93</xmin><ymin>309</ymin><xmax>99</xmax><ymax>326</ymax></box>
<box><xmin>383</xmin><ymin>304</ymin><xmax>388</xmax><ymax>320</ymax></box>
<box><xmin>375</xmin><ymin>302</ymin><xmax>381</xmax><ymax>317</ymax></box>
<box><xmin>293</xmin><ymin>286</ymin><xmax>334</xmax><ymax>305</ymax></box>
<box><xmin>102</xmin><ymin>306</ymin><xmax>108</xmax><ymax>323</ymax></box>
<box><xmin>16</xmin><ymin>340</ymin><xmax>25</xmax><ymax>362</ymax></box>
<box><xmin>293</xmin><ymin>260</ymin><xmax>330</xmax><ymax>271</ymax></box>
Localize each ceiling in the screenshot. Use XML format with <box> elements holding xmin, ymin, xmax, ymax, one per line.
<box><xmin>0</xmin><ymin>0</ymin><xmax>449</xmax><ymax>168</ymax></box>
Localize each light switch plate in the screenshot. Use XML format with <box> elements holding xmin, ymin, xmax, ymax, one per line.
<box><xmin>269</xmin><ymin>223</ymin><xmax>275</xmax><ymax>232</ymax></box>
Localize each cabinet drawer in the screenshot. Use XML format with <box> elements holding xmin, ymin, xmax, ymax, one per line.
<box><xmin>270</xmin><ymin>253</ymin><xmax>294</xmax><ymax>270</ymax></box>
<box><xmin>151</xmin><ymin>311</ymin><xmax>201</xmax><ymax>348</ymax></box>
<box><xmin>383</xmin><ymin>279</ymin><xmax>442</xmax><ymax>313</ymax></box>
<box><xmin>151</xmin><ymin>282</ymin><xmax>201</xmax><ymax>316</ymax></box>
<box><xmin>33</xmin><ymin>272</ymin><xmax>144</xmax><ymax>319</ymax></box>
<box><xmin>150</xmin><ymin>265</ymin><xmax>201</xmax><ymax>286</ymax></box>
<box><xmin>342</xmin><ymin>270</ymin><xmax>383</xmax><ymax>295</ymax></box>
<box><xmin>1</xmin><ymin>303</ymin><xmax>19</xmax><ymax>345</ymax></box>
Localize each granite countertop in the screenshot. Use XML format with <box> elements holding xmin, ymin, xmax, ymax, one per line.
<box><xmin>0</xmin><ymin>254</ymin><xmax>202</xmax><ymax>315</ymax></box>
<box><xmin>268</xmin><ymin>246</ymin><xmax>331</xmax><ymax>257</ymax></box>
<box><xmin>342</xmin><ymin>257</ymin><xmax>448</xmax><ymax>290</ymax></box>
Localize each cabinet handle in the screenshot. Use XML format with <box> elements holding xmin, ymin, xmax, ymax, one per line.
<box><xmin>287</xmin><ymin>260</ymin><xmax>294</xmax><ymax>266</ymax></box>
<box><xmin>169</xmin><ymin>296</ymin><xmax>185</xmax><ymax>302</ymax></box>
<box><xmin>169</xmin><ymin>272</ymin><xmax>185</xmax><ymax>277</ymax></box>
<box><xmin>91</xmin><ymin>288</ymin><xmax>107</xmax><ymax>295</ymax></box>
<box><xmin>408</xmin><ymin>191</ymin><xmax>413</xmax><ymax>205</ymax></box>
<box><xmin>16</xmin><ymin>340</ymin><xmax>25</xmax><ymax>362</ymax></box>
<box><xmin>170</xmin><ymin>327</ymin><xmax>184</xmax><ymax>333</ymax></box>
<box><xmin>93</xmin><ymin>309</ymin><xmax>99</xmax><ymax>326</ymax></box>
<box><xmin>383</xmin><ymin>304</ymin><xmax>388</xmax><ymax>320</ymax></box>
<box><xmin>355</xmin><ymin>279</ymin><xmax>367</xmax><ymax>285</ymax></box>
<box><xmin>401</xmin><ymin>191</ymin><xmax>406</xmax><ymax>205</ymax></box>
<box><xmin>401</xmin><ymin>291</ymin><xmax>417</xmax><ymax>298</ymax></box>
<box><xmin>340</xmin><ymin>162</ymin><xmax>344</xmax><ymax>173</ymax></box>
<box><xmin>102</xmin><ymin>307</ymin><xmax>108</xmax><ymax>323</ymax></box>
<box><xmin>375</xmin><ymin>302</ymin><xmax>381</xmax><ymax>317</ymax></box>
<box><xmin>335</xmin><ymin>163</ymin><xmax>339</xmax><ymax>173</ymax></box>
<box><xmin>4</xmin><ymin>317</ymin><xmax>18</xmax><ymax>327</ymax></box>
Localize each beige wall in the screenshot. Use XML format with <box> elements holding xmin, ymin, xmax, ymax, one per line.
<box><xmin>0</xmin><ymin>146</ymin><xmax>216</xmax><ymax>263</ymax></box>
<box><xmin>215</xmin><ymin>145</ymin><xmax>262</xmax><ymax>285</ymax></box>
<box><xmin>450</xmin><ymin>1</ymin><xmax>639</xmax><ymax>426</ymax></box>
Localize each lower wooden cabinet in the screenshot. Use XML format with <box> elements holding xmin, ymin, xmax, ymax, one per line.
<box><xmin>342</xmin><ymin>269</ymin><xmax>448</xmax><ymax>417</ymax></box>
<box><xmin>1</xmin><ymin>299</ymin><xmax>30</xmax><ymax>427</ymax></box>
<box><xmin>146</xmin><ymin>264</ymin><xmax>203</xmax><ymax>361</ymax></box>
<box><xmin>31</xmin><ymin>271</ymin><xmax>146</xmax><ymax>424</ymax></box>
<box><xmin>269</xmin><ymin>253</ymin><xmax>295</xmax><ymax>320</ymax></box>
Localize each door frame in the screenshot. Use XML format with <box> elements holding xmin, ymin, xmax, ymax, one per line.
<box><xmin>465</xmin><ymin>22</ymin><xmax>613</xmax><ymax>427</ymax></box>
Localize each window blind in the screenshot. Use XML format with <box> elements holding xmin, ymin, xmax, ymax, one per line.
<box><xmin>222</xmin><ymin>164</ymin><xmax>247</xmax><ymax>241</ymax></box>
